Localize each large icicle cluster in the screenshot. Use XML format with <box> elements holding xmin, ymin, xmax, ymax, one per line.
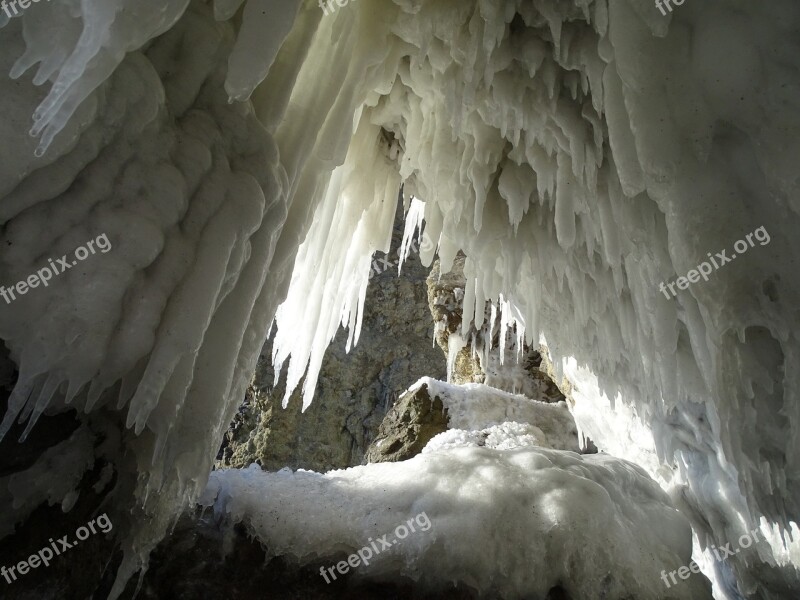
<box><xmin>0</xmin><ymin>0</ymin><xmax>390</xmax><ymax>595</ymax></box>
<box><xmin>270</xmin><ymin>0</ymin><xmax>800</xmax><ymax>597</ymax></box>
<box><xmin>271</xmin><ymin>120</ymin><xmax>402</xmax><ymax>411</ymax></box>
<box><xmin>1</xmin><ymin>0</ymin><xmax>800</xmax><ymax>597</ymax></box>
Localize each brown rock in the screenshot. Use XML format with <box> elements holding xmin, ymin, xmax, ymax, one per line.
<box><xmin>364</xmin><ymin>383</ymin><xmax>449</xmax><ymax>463</ymax></box>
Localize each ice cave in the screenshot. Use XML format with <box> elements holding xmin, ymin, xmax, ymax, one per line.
<box><xmin>0</xmin><ymin>0</ymin><xmax>799</xmax><ymax>598</ymax></box>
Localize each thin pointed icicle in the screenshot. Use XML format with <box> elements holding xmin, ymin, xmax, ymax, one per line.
<box><xmin>446</xmin><ymin>332</ymin><xmax>467</xmax><ymax>383</ymax></box>
<box><xmin>398</xmin><ymin>196</ymin><xmax>426</xmax><ymax>275</ymax></box>
<box><xmin>20</xmin><ymin>374</ymin><xmax>61</xmax><ymax>442</ymax></box>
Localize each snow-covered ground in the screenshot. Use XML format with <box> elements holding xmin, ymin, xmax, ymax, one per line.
<box><xmin>199</xmin><ymin>377</ymin><xmax>708</xmax><ymax>598</ymax></box>
<box><xmin>203</xmin><ymin>449</ymin><xmax>710</xmax><ymax>599</ymax></box>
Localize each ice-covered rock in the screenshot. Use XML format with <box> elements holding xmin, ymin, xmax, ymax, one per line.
<box><xmin>365</xmin><ymin>377</ymin><xmax>579</xmax><ymax>463</ymax></box>
<box><xmin>417</xmin><ymin>377</ymin><xmax>581</xmax><ymax>454</ymax></box>
<box><xmin>427</xmin><ymin>254</ymin><xmax>566</xmax><ymax>401</ymax></box>
<box><xmin>218</xmin><ymin>205</ymin><xmax>444</xmax><ymax>472</ymax></box>
<box><xmin>363</xmin><ymin>380</ymin><xmax>449</xmax><ymax>463</ymax></box>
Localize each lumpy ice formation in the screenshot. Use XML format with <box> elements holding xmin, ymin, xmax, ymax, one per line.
<box><xmin>0</xmin><ymin>0</ymin><xmax>799</xmax><ymax>597</ymax></box>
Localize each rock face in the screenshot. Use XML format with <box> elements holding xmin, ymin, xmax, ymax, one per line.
<box><xmin>363</xmin><ymin>382</ymin><xmax>449</xmax><ymax>463</ymax></box>
<box><xmin>217</xmin><ymin>205</ymin><xmax>445</xmax><ymax>472</ymax></box>
<box><xmin>216</xmin><ymin>223</ymin><xmax>570</xmax><ymax>472</ymax></box>
<box><xmin>426</xmin><ymin>254</ymin><xmax>484</xmax><ymax>385</ymax></box>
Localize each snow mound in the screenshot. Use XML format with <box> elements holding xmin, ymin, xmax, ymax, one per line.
<box><xmin>408</xmin><ymin>376</ymin><xmax>580</xmax><ymax>452</ymax></box>
<box><xmin>202</xmin><ymin>450</ymin><xmax>711</xmax><ymax>600</ymax></box>
<box><xmin>423</xmin><ymin>421</ymin><xmax>550</xmax><ymax>453</ymax></box>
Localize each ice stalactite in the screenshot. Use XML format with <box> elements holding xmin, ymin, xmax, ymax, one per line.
<box><xmin>0</xmin><ymin>0</ymin><xmax>799</xmax><ymax>597</ymax></box>
<box><xmin>0</xmin><ymin>0</ymin><xmax>402</xmax><ymax>595</ymax></box>
<box><xmin>271</xmin><ymin>1</ymin><xmax>800</xmax><ymax>596</ymax></box>
<box><xmin>271</xmin><ymin>118</ymin><xmax>402</xmax><ymax>412</ymax></box>
<box><xmin>7</xmin><ymin>0</ymin><xmax>193</xmax><ymax>156</ymax></box>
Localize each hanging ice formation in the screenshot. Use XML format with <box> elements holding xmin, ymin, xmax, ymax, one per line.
<box><xmin>1</xmin><ymin>0</ymin><xmax>799</xmax><ymax>597</ymax></box>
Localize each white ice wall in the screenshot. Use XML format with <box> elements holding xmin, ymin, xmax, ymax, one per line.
<box><xmin>1</xmin><ymin>0</ymin><xmax>800</xmax><ymax>597</ymax></box>
<box><xmin>0</xmin><ymin>0</ymin><xmax>383</xmax><ymax>595</ymax></box>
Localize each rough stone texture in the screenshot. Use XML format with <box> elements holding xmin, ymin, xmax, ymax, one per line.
<box><xmin>427</xmin><ymin>256</ymin><xmax>566</xmax><ymax>403</ymax></box>
<box><xmin>515</xmin><ymin>350</ymin><xmax>570</xmax><ymax>405</ymax></box>
<box><xmin>363</xmin><ymin>382</ymin><xmax>449</xmax><ymax>463</ymax></box>
<box><xmin>363</xmin><ymin>253</ymin><xmax>576</xmax><ymax>465</ymax></box>
<box><xmin>537</xmin><ymin>347</ymin><xmax>576</xmax><ymax>408</ymax></box>
<box><xmin>216</xmin><ymin>204</ymin><xmax>445</xmax><ymax>473</ymax></box>
<box><xmin>426</xmin><ymin>254</ymin><xmax>485</xmax><ymax>386</ymax></box>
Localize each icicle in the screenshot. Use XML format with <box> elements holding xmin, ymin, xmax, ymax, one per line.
<box><xmin>398</xmin><ymin>196</ymin><xmax>426</xmax><ymax>275</ymax></box>
<box><xmin>446</xmin><ymin>332</ymin><xmax>468</xmax><ymax>383</ymax></box>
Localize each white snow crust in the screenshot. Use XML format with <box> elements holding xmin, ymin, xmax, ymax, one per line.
<box><xmin>202</xmin><ymin>450</ymin><xmax>711</xmax><ymax>600</ymax></box>
<box><xmin>409</xmin><ymin>376</ymin><xmax>580</xmax><ymax>453</ymax></box>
